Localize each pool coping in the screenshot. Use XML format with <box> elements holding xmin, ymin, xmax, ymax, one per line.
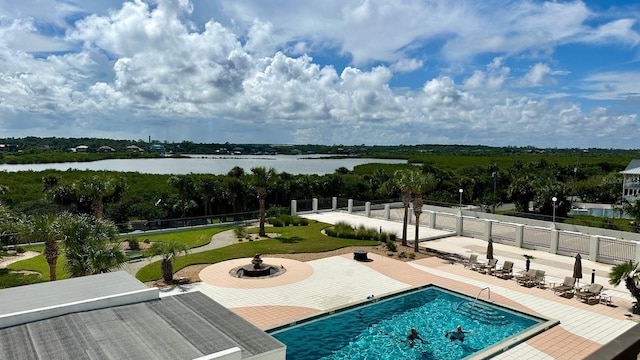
<box><xmin>265</xmin><ymin>283</ymin><xmax>560</xmax><ymax>359</ymax></box>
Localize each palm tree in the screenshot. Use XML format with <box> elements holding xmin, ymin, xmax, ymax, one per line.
<box><xmin>408</xmin><ymin>171</ymin><xmax>436</xmax><ymax>252</ymax></box>
<box><xmin>609</xmin><ymin>261</ymin><xmax>640</xmax><ymax>314</ymax></box>
<box><xmin>58</xmin><ymin>213</ymin><xmax>125</xmax><ymax>277</ymax></box>
<box><xmin>20</xmin><ymin>214</ymin><xmax>61</xmax><ymax>281</ymax></box>
<box><xmin>75</xmin><ymin>175</ymin><xmax>125</xmax><ymax>219</ymax></box>
<box><xmin>394</xmin><ymin>170</ymin><xmax>413</xmax><ymax>247</ymax></box>
<box><xmin>167</xmin><ymin>175</ymin><xmax>196</xmax><ymax>218</ymax></box>
<box><xmin>144</xmin><ymin>240</ymin><xmax>189</xmax><ymax>282</ymax></box>
<box><xmin>251</xmin><ymin>167</ymin><xmax>278</xmax><ymax>237</ymax></box>
<box><xmin>621</xmin><ymin>200</ymin><xmax>640</xmax><ymax>231</ymax></box>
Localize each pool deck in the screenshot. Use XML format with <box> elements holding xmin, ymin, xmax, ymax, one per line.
<box><xmin>160</xmin><ymin>212</ymin><xmax>638</xmax><ymax>360</ymax></box>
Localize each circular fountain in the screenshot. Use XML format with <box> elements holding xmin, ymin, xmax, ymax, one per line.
<box><xmin>232</xmin><ymin>254</ymin><xmax>285</xmax><ymax>278</ymax></box>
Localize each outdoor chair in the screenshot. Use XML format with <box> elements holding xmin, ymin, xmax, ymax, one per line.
<box><xmin>526</xmin><ymin>270</ymin><xmax>546</xmax><ymax>288</ymax></box>
<box><xmin>477</xmin><ymin>258</ymin><xmax>498</xmax><ymax>274</ymax></box>
<box><xmin>464</xmin><ymin>254</ymin><xmax>479</xmax><ymax>270</ymax></box>
<box><xmin>493</xmin><ymin>260</ymin><xmax>514</xmax><ymax>279</ymax></box>
<box><xmin>552</xmin><ymin>276</ymin><xmax>576</xmax><ymax>296</ymax></box>
<box><xmin>516</xmin><ymin>269</ymin><xmax>537</xmax><ymax>285</ymax></box>
<box><xmin>575</xmin><ymin>283</ymin><xmax>604</xmax><ymax>305</ymax></box>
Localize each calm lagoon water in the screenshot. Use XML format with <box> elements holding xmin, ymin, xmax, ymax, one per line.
<box><xmin>0</xmin><ymin>155</ymin><xmax>406</xmax><ymax>175</ymax></box>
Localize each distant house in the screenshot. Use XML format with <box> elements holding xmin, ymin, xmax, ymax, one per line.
<box><xmin>97</xmin><ymin>145</ymin><xmax>116</xmax><ymax>153</ymax></box>
<box><xmin>126</xmin><ymin>145</ymin><xmax>144</xmax><ymax>152</ymax></box>
<box><xmin>620</xmin><ymin>159</ymin><xmax>640</xmax><ymax>202</ymax></box>
<box><xmin>0</xmin><ymin>144</ymin><xmax>18</xmax><ymax>152</ymax></box>
<box><xmin>149</xmin><ymin>144</ymin><xmax>166</xmax><ymax>153</ymax></box>
<box><xmin>73</xmin><ymin>145</ymin><xmax>89</xmax><ymax>153</ymax></box>
<box><xmin>232</xmin><ymin>147</ymin><xmax>244</xmax><ymax>155</ymax></box>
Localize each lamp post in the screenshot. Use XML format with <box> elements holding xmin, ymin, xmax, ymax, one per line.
<box><xmin>552</xmin><ymin>196</ymin><xmax>557</xmax><ymax>226</ymax></box>
<box><xmin>459</xmin><ymin>188</ymin><xmax>464</xmax><ymax>209</ymax></box>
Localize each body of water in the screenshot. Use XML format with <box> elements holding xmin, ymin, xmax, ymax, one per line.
<box><xmin>0</xmin><ymin>155</ymin><xmax>406</xmax><ymax>175</ymax></box>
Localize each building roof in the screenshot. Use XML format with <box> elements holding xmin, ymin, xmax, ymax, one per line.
<box><xmin>0</xmin><ymin>271</ymin><xmax>148</xmax><ymax>318</ymax></box>
<box><xmin>620</xmin><ymin>159</ymin><xmax>640</xmax><ymax>175</ymax></box>
<box><xmin>0</xmin><ymin>272</ymin><xmax>285</xmax><ymax>360</ymax></box>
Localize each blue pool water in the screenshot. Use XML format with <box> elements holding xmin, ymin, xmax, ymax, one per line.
<box><xmin>270</xmin><ymin>286</ymin><xmax>544</xmax><ymax>360</ymax></box>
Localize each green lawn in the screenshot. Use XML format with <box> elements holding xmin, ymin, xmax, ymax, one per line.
<box><xmin>8</xmin><ymin>252</ymin><xmax>69</xmax><ymax>281</ymax></box>
<box><xmin>135</xmin><ymin>221</ymin><xmax>380</xmax><ymax>282</ymax></box>
<box><xmin>4</xmin><ymin>221</ymin><xmax>382</xmax><ymax>285</ymax></box>
<box><xmin>126</xmin><ymin>226</ymin><xmax>233</xmax><ymax>249</ymax></box>
<box><xmin>0</xmin><ymin>269</ymin><xmax>45</xmax><ymax>288</ymax></box>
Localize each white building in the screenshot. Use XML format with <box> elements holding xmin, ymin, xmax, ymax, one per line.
<box><xmin>620</xmin><ymin>159</ymin><xmax>640</xmax><ymax>202</ymax></box>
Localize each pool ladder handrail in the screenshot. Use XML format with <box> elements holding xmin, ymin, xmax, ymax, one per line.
<box><xmin>471</xmin><ymin>287</ymin><xmax>491</xmax><ymax>310</ymax></box>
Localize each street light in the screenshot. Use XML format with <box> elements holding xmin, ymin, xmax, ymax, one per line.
<box><xmin>459</xmin><ymin>188</ymin><xmax>464</xmax><ymax>209</ymax></box>
<box><xmin>552</xmin><ymin>196</ymin><xmax>557</xmax><ymax>225</ymax></box>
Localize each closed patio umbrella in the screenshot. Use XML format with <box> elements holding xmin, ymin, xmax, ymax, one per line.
<box><xmin>573</xmin><ymin>253</ymin><xmax>583</xmax><ymax>287</ymax></box>
<box><xmin>486</xmin><ymin>239</ymin><xmax>494</xmax><ymax>260</ymax></box>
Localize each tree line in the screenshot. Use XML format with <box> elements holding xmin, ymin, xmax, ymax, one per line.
<box><xmin>0</xmin><ymin>157</ymin><xmax>632</xmax><ymax>230</ymax></box>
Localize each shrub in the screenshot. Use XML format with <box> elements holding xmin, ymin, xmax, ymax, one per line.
<box><xmin>234</xmin><ymin>226</ymin><xmax>247</xmax><ymax>239</ymax></box>
<box><xmin>408</xmin><ymin>253</ymin><xmax>415</xmax><ymax>260</ymax></box>
<box><xmin>389</xmin><ymin>233</ymin><xmax>397</xmax><ymax>241</ymax></box>
<box><xmin>266</xmin><ymin>206</ymin><xmax>289</xmax><ymax>218</ymax></box>
<box><xmin>385</xmin><ymin>240</ymin><xmax>397</xmax><ymax>252</ymax></box>
<box><xmin>398</xmin><ymin>252</ymin><xmax>407</xmax><ymax>259</ymax></box>
<box><xmin>15</xmin><ymin>246</ymin><xmax>25</xmax><ymax>254</ymax></box>
<box><xmin>127</xmin><ymin>239</ymin><xmax>140</xmax><ymax>250</ymax></box>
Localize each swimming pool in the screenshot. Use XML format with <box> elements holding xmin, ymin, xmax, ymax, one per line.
<box><xmin>269</xmin><ymin>286</ymin><xmax>557</xmax><ymax>359</ymax></box>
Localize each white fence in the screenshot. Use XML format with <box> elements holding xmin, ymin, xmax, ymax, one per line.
<box><xmin>293</xmin><ymin>197</ymin><xmax>640</xmax><ymax>265</ymax></box>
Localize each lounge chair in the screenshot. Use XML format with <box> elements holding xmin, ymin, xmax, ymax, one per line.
<box><xmin>493</xmin><ymin>260</ymin><xmax>514</xmax><ymax>279</ymax></box>
<box><xmin>575</xmin><ymin>283</ymin><xmax>604</xmax><ymax>304</ymax></box>
<box><xmin>516</xmin><ymin>269</ymin><xmax>537</xmax><ymax>285</ymax></box>
<box><xmin>527</xmin><ymin>270</ymin><xmax>546</xmax><ymax>288</ymax></box>
<box><xmin>552</xmin><ymin>276</ymin><xmax>575</xmax><ymax>296</ymax></box>
<box><xmin>478</xmin><ymin>258</ymin><xmax>498</xmax><ymax>274</ymax></box>
<box><xmin>464</xmin><ymin>254</ymin><xmax>479</xmax><ymax>270</ymax></box>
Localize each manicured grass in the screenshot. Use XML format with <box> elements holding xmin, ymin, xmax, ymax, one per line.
<box><xmin>136</xmin><ymin>221</ymin><xmax>380</xmax><ymax>282</ymax></box>
<box><xmin>126</xmin><ymin>226</ymin><xmax>233</xmax><ymax>249</ymax></box>
<box><xmin>0</xmin><ymin>269</ymin><xmax>45</xmax><ymax>288</ymax></box>
<box><xmin>8</xmin><ymin>252</ymin><xmax>69</xmax><ymax>281</ymax></box>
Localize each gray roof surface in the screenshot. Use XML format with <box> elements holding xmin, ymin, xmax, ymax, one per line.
<box><xmin>0</xmin><ymin>291</ymin><xmax>284</xmax><ymax>360</ymax></box>
<box><xmin>0</xmin><ymin>271</ymin><xmax>147</xmax><ymax>316</ymax></box>
<box><xmin>625</xmin><ymin>159</ymin><xmax>640</xmax><ymax>170</ymax></box>
<box><xmin>621</xmin><ymin>159</ymin><xmax>640</xmax><ymax>174</ymax></box>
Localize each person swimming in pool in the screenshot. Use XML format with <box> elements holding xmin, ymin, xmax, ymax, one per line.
<box><xmin>407</xmin><ymin>328</ymin><xmax>425</xmax><ymax>346</ymax></box>
<box><xmin>445</xmin><ymin>325</ymin><xmax>473</xmax><ymax>342</ymax></box>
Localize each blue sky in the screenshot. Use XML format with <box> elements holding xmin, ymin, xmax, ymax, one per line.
<box><xmin>0</xmin><ymin>0</ymin><xmax>638</xmax><ymax>148</ymax></box>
